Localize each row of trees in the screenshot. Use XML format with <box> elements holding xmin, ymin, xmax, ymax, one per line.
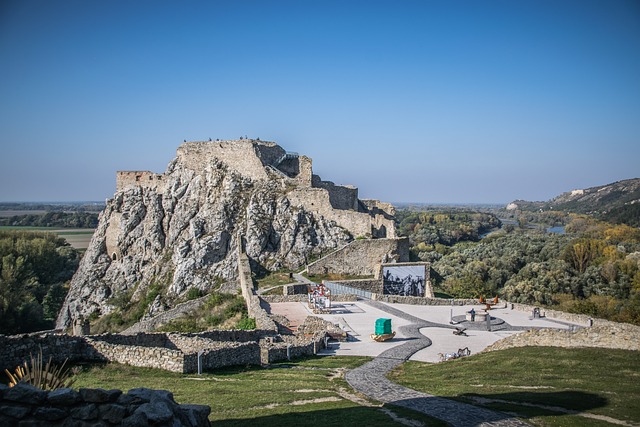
<box><xmin>0</xmin><ymin>230</ymin><xmax>79</xmax><ymax>334</ymax></box>
<box><xmin>396</xmin><ymin>210</ymin><xmax>501</xmax><ymax>247</ymax></box>
<box><xmin>0</xmin><ymin>212</ymin><xmax>99</xmax><ymax>228</ymax></box>
<box><xmin>398</xmin><ymin>210</ymin><xmax>640</xmax><ymax>325</ymax></box>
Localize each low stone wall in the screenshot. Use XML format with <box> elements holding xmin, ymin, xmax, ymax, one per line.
<box><xmin>0</xmin><ymin>334</ymin><xmax>96</xmax><ymax>373</ymax></box>
<box><xmin>259</xmin><ymin>332</ymin><xmax>327</xmax><ymax>364</ymax></box>
<box><xmin>192</xmin><ymin>330</ymin><xmax>264</xmax><ymax>342</ymax></box>
<box><xmin>0</xmin><ymin>384</ymin><xmax>210</xmax><ymax>427</ymax></box>
<box><xmin>372</xmin><ymin>294</ymin><xmax>478</xmax><ymax>306</ymax></box>
<box><xmin>507</xmin><ymin>302</ymin><xmax>593</xmax><ymax>326</ymax></box>
<box><xmin>0</xmin><ymin>326</ymin><xmax>329</xmax><ymax>375</ymax></box>
<box><xmin>484</xmin><ymin>321</ymin><xmax>640</xmax><ymax>352</ymax></box>
<box><xmin>86</xmin><ymin>338</ymin><xmax>185</xmax><ymax>372</ymax></box>
<box><xmin>260</xmin><ymin>295</ymin><xmax>308</xmax><ymax>303</ymax></box>
<box><xmin>89</xmin><ymin>333</ymin><xmax>171</xmax><ymax>348</ymax></box>
<box><xmin>183</xmin><ymin>342</ymin><xmax>261</xmax><ymax>372</ymax></box>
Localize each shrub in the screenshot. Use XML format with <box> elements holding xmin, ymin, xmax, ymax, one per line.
<box><xmin>4</xmin><ymin>348</ymin><xmax>76</xmax><ymax>391</ymax></box>
<box><xmin>186</xmin><ymin>287</ymin><xmax>203</xmax><ymax>301</ymax></box>
<box><xmin>237</xmin><ymin>316</ymin><xmax>256</xmax><ymax>330</ymax></box>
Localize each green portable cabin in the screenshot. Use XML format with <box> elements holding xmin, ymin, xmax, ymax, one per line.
<box><xmin>375</xmin><ymin>318</ymin><xmax>392</xmax><ymax>335</ymax></box>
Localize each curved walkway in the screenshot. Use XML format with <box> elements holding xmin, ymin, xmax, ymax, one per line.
<box><xmin>345</xmin><ymin>300</ymin><xmax>531</xmax><ymax>427</ymax></box>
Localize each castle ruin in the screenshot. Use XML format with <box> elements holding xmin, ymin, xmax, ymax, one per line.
<box><xmin>109</xmin><ymin>139</ymin><xmax>396</xmax><ymax>261</ymax></box>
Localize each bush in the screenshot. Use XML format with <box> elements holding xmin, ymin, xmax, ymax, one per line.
<box><xmin>186</xmin><ymin>287</ymin><xmax>203</xmax><ymax>301</ymax></box>
<box><xmin>237</xmin><ymin>317</ymin><xmax>256</xmax><ymax>330</ymax></box>
<box><xmin>5</xmin><ymin>348</ymin><xmax>77</xmax><ymax>391</ymax></box>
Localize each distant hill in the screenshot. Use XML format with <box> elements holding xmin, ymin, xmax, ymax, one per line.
<box><xmin>508</xmin><ymin>178</ymin><xmax>640</xmax><ymax>227</ymax></box>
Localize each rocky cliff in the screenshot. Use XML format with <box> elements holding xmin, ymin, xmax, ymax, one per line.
<box><xmin>57</xmin><ymin>139</ymin><xmax>395</xmax><ymax>328</ymax></box>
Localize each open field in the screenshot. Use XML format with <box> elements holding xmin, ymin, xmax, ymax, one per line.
<box><xmin>67</xmin><ymin>347</ymin><xmax>639</xmax><ymax>426</ymax></box>
<box><xmin>0</xmin><ymin>210</ymin><xmax>48</xmax><ymax>217</ymax></box>
<box><xmin>71</xmin><ymin>356</ymin><xmax>446</xmax><ymax>426</ymax></box>
<box><xmin>0</xmin><ymin>226</ymin><xmax>95</xmax><ymax>250</ymax></box>
<box><xmin>389</xmin><ymin>347</ymin><xmax>640</xmax><ymax>426</ymax></box>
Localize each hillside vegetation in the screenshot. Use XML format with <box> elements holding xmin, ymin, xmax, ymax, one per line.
<box><xmin>399</xmin><ymin>210</ymin><xmax>640</xmax><ymax>325</ymax></box>
<box><xmin>0</xmin><ymin>230</ymin><xmax>80</xmax><ymax>334</ymax></box>
<box><xmin>510</xmin><ymin>178</ymin><xmax>640</xmax><ymax>227</ymax></box>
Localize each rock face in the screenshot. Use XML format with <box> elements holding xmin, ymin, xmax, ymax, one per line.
<box><xmin>57</xmin><ymin>139</ymin><xmax>396</xmax><ymax>328</ymax></box>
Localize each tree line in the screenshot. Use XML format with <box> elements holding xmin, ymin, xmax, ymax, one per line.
<box><xmin>0</xmin><ymin>230</ymin><xmax>80</xmax><ymax>334</ymax></box>
<box><xmin>0</xmin><ymin>212</ymin><xmax>99</xmax><ymax>228</ymax></box>
<box><xmin>397</xmin><ymin>209</ymin><xmax>640</xmax><ymax>325</ymax></box>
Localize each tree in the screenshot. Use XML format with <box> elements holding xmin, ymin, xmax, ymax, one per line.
<box><xmin>43</xmin><ymin>283</ymin><xmax>68</xmax><ymax>320</ymax></box>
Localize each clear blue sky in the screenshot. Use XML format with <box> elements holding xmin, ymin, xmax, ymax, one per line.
<box><xmin>1</xmin><ymin>0</ymin><xmax>638</xmax><ymax>204</ymax></box>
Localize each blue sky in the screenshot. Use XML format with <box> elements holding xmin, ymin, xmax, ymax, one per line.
<box><xmin>1</xmin><ymin>0</ymin><xmax>638</xmax><ymax>204</ymax></box>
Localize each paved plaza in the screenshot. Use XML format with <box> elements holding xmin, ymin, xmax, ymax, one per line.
<box><xmin>266</xmin><ymin>299</ymin><xmax>586</xmax><ymax>426</ymax></box>
<box><xmin>267</xmin><ymin>300</ymin><xmax>584</xmax><ymax>362</ymax></box>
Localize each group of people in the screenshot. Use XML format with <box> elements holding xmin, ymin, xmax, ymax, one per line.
<box><xmin>383</xmin><ymin>271</ymin><xmax>425</xmax><ymax>297</ymax></box>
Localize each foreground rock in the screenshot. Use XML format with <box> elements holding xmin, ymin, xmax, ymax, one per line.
<box><xmin>0</xmin><ymin>384</ymin><xmax>211</xmax><ymax>426</ymax></box>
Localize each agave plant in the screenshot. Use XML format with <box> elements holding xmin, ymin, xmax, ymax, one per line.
<box><xmin>4</xmin><ymin>348</ymin><xmax>77</xmax><ymax>390</ymax></box>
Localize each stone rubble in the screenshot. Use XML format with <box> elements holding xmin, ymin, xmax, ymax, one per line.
<box><xmin>0</xmin><ymin>384</ymin><xmax>211</xmax><ymax>427</ymax></box>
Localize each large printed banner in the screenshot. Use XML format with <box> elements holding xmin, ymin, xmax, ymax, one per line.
<box><xmin>382</xmin><ymin>265</ymin><xmax>426</xmax><ymax>297</ymax></box>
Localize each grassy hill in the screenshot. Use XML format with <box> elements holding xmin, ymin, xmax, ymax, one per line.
<box><xmin>510</xmin><ymin>178</ymin><xmax>640</xmax><ymax>227</ymax></box>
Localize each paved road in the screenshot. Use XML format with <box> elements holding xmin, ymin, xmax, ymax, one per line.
<box><xmin>345</xmin><ymin>300</ymin><xmax>531</xmax><ymax>427</ymax></box>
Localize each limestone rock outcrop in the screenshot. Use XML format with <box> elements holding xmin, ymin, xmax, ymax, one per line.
<box><xmin>57</xmin><ymin>139</ymin><xmax>396</xmax><ymax>328</ymax></box>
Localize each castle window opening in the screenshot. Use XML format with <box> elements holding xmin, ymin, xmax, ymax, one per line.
<box><xmin>136</xmin><ymin>175</ymin><xmax>141</xmax><ymax>181</ymax></box>
<box><xmin>112</xmin><ymin>253</ymin><xmax>118</xmax><ymax>261</ymax></box>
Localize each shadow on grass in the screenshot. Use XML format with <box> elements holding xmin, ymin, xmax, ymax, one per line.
<box><xmin>211</xmin><ymin>405</ymin><xmax>448</xmax><ymax>427</ymax></box>
<box><xmin>458</xmin><ymin>390</ymin><xmax>609</xmax><ymax>414</ymax></box>
<box><xmin>390</xmin><ymin>390</ymin><xmax>607</xmax><ymax>424</ymax></box>
<box><xmin>210</xmin><ymin>391</ymin><xmax>606</xmax><ymax>426</ymax></box>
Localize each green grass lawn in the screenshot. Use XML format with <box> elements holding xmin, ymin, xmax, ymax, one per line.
<box><xmin>252</xmin><ymin>271</ymin><xmax>295</xmax><ymax>289</ymax></box>
<box><xmin>61</xmin><ymin>347</ymin><xmax>640</xmax><ymax>426</ymax></box>
<box><xmin>388</xmin><ymin>347</ymin><xmax>640</xmax><ymax>426</ymax></box>
<box><xmin>72</xmin><ymin>356</ymin><xmax>446</xmax><ymax>426</ymax></box>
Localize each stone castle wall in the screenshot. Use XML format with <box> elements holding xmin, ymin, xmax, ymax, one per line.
<box><xmin>176</xmin><ymin>140</ymin><xmax>284</xmax><ymax>181</ymax></box>
<box><xmin>116</xmin><ymin>171</ymin><xmax>165</xmax><ymax>193</ymax></box>
<box><xmin>287</xmin><ymin>188</ymin><xmax>372</xmax><ymax>237</ymax></box>
<box><xmin>307</xmin><ymin>238</ymin><xmax>410</xmax><ymax>276</ymax></box>
<box><xmin>361</xmin><ymin>199</ymin><xmax>397</xmax><ymax>238</ymax></box>
<box><xmin>311</xmin><ymin>175</ymin><xmax>359</xmax><ymax>211</ymax></box>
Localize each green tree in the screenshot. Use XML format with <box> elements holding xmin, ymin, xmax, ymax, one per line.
<box><xmin>43</xmin><ymin>283</ymin><xmax>68</xmax><ymax>320</ymax></box>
